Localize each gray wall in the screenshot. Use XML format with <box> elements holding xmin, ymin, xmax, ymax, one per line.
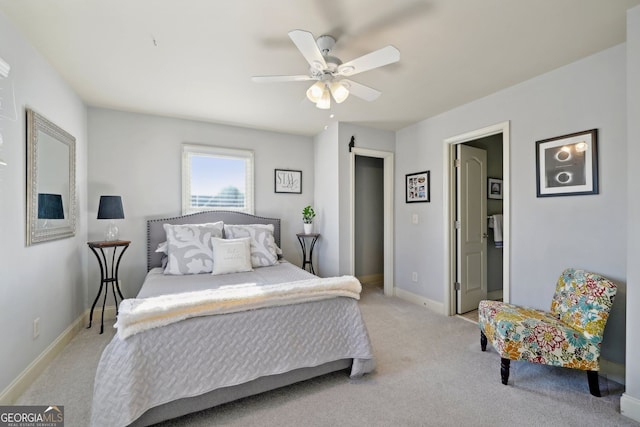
<box><xmin>396</xmin><ymin>44</ymin><xmax>628</xmax><ymax>364</ymax></box>
<box><xmin>625</xmin><ymin>4</ymin><xmax>640</xmax><ymax>405</ymax></box>
<box><xmin>0</xmin><ymin>12</ymin><xmax>88</xmax><ymax>396</ymax></box>
<box><xmin>312</xmin><ymin>124</ymin><xmax>340</xmax><ymax>277</ymax></box>
<box><xmin>355</xmin><ymin>156</ymin><xmax>384</xmax><ymax>278</ymax></box>
<box><xmin>87</xmin><ymin>108</ymin><xmax>314</xmax><ymax>298</ymax></box>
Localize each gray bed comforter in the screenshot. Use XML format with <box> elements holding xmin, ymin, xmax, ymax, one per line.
<box><xmin>90</xmin><ymin>262</ymin><xmax>375</xmax><ymax>427</ymax></box>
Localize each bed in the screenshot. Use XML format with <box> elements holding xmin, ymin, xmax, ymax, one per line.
<box><xmin>90</xmin><ymin>211</ymin><xmax>375</xmax><ymax>427</ymax></box>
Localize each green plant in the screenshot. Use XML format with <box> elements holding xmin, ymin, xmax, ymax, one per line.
<box><xmin>302</xmin><ymin>205</ymin><xmax>316</xmax><ymax>224</ymax></box>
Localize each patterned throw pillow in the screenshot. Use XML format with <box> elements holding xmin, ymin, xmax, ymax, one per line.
<box><xmin>163</xmin><ymin>222</ymin><xmax>224</xmax><ymax>275</ymax></box>
<box><xmin>211</xmin><ymin>237</ymin><xmax>253</xmax><ymax>275</ymax></box>
<box><xmin>223</xmin><ymin>224</ymin><xmax>278</xmax><ymax>267</ymax></box>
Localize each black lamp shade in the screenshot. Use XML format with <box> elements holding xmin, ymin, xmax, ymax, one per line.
<box><xmin>97</xmin><ymin>195</ymin><xmax>124</xmax><ymax>219</ymax></box>
<box><xmin>38</xmin><ymin>193</ymin><xmax>64</xmax><ymax>219</ymax></box>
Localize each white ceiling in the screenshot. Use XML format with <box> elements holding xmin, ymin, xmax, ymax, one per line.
<box><xmin>1</xmin><ymin>0</ymin><xmax>639</xmax><ymax>136</ymax></box>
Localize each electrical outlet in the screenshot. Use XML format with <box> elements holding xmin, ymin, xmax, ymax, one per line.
<box><xmin>412</xmin><ymin>272</ymin><xmax>418</xmax><ymax>282</ymax></box>
<box><xmin>33</xmin><ymin>317</ymin><xmax>40</xmax><ymax>339</ymax></box>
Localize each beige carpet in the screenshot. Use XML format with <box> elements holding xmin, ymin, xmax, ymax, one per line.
<box><xmin>16</xmin><ymin>285</ymin><xmax>638</xmax><ymax>427</ymax></box>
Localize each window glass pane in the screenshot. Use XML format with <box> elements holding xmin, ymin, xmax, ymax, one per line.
<box><xmin>182</xmin><ymin>144</ymin><xmax>254</xmax><ymax>214</ymax></box>
<box><xmin>190</xmin><ymin>155</ymin><xmax>246</xmax><ymax>209</ymax></box>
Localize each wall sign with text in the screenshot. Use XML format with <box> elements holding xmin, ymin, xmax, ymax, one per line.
<box><xmin>274</xmin><ymin>169</ymin><xmax>302</xmax><ymax>193</ymax></box>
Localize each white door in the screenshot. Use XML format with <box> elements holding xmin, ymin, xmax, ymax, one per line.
<box><xmin>456</xmin><ymin>144</ymin><xmax>488</xmax><ymax>313</ymax></box>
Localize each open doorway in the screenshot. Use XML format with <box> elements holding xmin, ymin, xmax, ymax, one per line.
<box><xmin>349</xmin><ymin>147</ymin><xmax>394</xmax><ymax>296</ymax></box>
<box><xmin>444</xmin><ymin>122</ymin><xmax>510</xmax><ymax>317</ymax></box>
<box><xmin>354</xmin><ymin>155</ymin><xmax>385</xmax><ymax>291</ymax></box>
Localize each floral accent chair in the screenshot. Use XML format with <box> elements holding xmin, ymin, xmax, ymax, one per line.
<box><xmin>478</xmin><ymin>268</ymin><xmax>617</xmax><ymax>396</ymax></box>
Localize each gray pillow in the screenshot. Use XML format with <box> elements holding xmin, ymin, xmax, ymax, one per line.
<box><xmin>163</xmin><ymin>222</ymin><xmax>224</xmax><ymax>275</ymax></box>
<box><xmin>223</xmin><ymin>224</ymin><xmax>278</xmax><ymax>267</ymax></box>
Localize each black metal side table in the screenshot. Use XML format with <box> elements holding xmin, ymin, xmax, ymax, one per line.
<box><xmin>87</xmin><ymin>240</ymin><xmax>130</xmax><ymax>333</ymax></box>
<box><xmin>296</xmin><ymin>233</ymin><xmax>320</xmax><ymax>274</ymax></box>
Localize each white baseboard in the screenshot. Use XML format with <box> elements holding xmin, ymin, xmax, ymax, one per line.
<box><xmin>621</xmin><ymin>393</ymin><xmax>640</xmax><ymax>423</ymax></box>
<box><xmin>0</xmin><ymin>314</ymin><xmax>85</xmax><ymax>404</ymax></box>
<box><xmin>0</xmin><ymin>305</ymin><xmax>117</xmax><ymax>404</ymax></box>
<box><xmin>394</xmin><ymin>287</ymin><xmax>445</xmax><ymax>314</ymax></box>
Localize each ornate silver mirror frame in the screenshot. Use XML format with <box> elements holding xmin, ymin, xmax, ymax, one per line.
<box><xmin>26</xmin><ymin>108</ymin><xmax>76</xmax><ymax>245</ymax></box>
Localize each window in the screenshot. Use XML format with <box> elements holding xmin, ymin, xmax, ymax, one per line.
<box><xmin>182</xmin><ymin>144</ymin><xmax>254</xmax><ymax>215</ymax></box>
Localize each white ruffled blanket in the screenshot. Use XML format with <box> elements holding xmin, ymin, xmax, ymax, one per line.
<box><xmin>115</xmin><ymin>275</ymin><xmax>362</xmax><ymax>339</ymax></box>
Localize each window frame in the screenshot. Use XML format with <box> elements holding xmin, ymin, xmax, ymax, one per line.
<box><xmin>181</xmin><ymin>143</ymin><xmax>254</xmax><ymax>215</ymax></box>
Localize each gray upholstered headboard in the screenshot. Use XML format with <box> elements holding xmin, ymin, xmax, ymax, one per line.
<box><xmin>147</xmin><ymin>211</ymin><xmax>281</xmax><ymax>271</ymax></box>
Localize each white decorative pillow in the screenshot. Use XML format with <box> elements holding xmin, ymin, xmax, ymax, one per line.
<box><xmin>211</xmin><ymin>237</ymin><xmax>253</xmax><ymax>275</ymax></box>
<box><xmin>163</xmin><ymin>222</ymin><xmax>224</xmax><ymax>275</ymax></box>
<box><xmin>223</xmin><ymin>224</ymin><xmax>278</xmax><ymax>267</ymax></box>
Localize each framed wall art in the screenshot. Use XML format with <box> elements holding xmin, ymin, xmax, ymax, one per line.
<box><xmin>488</xmin><ymin>178</ymin><xmax>503</xmax><ymax>200</ymax></box>
<box><xmin>535</xmin><ymin>129</ymin><xmax>598</xmax><ymax>197</ymax></box>
<box><xmin>405</xmin><ymin>170</ymin><xmax>430</xmax><ymax>203</ymax></box>
<box><xmin>274</xmin><ymin>169</ymin><xmax>302</xmax><ymax>193</ymax></box>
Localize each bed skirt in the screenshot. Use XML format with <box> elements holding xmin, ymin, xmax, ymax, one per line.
<box><xmin>129</xmin><ymin>359</ymin><xmax>354</xmax><ymax>426</ymax></box>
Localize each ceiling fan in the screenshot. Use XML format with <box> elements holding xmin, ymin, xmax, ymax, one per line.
<box><xmin>252</xmin><ymin>30</ymin><xmax>400</xmax><ymax>109</ymax></box>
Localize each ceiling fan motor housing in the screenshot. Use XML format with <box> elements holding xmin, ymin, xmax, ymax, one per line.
<box><xmin>316</xmin><ymin>35</ymin><xmax>336</xmax><ymax>54</ymax></box>
<box><xmin>308</xmin><ymin>35</ymin><xmax>342</xmax><ymax>79</ymax></box>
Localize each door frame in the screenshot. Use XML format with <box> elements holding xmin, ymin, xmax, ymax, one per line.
<box><xmin>443</xmin><ymin>121</ymin><xmax>510</xmax><ymax>316</ymax></box>
<box><xmin>350</xmin><ymin>147</ymin><xmax>395</xmax><ymax>296</ymax></box>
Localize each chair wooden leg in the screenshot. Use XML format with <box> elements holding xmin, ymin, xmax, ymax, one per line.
<box><xmin>587</xmin><ymin>370</ymin><xmax>601</xmax><ymax>397</ymax></box>
<box><xmin>500</xmin><ymin>358</ymin><xmax>510</xmax><ymax>385</ymax></box>
<box><xmin>480</xmin><ymin>331</ymin><xmax>487</xmax><ymax>351</ymax></box>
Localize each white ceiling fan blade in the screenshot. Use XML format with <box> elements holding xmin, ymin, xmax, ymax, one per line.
<box><xmin>337</xmin><ymin>46</ymin><xmax>400</xmax><ymax>77</ymax></box>
<box><xmin>288</xmin><ymin>30</ymin><xmax>327</xmax><ymax>71</ymax></box>
<box><xmin>251</xmin><ymin>75</ymin><xmax>315</xmax><ymax>83</ymax></box>
<box><xmin>342</xmin><ymin>79</ymin><xmax>381</xmax><ymax>101</ymax></box>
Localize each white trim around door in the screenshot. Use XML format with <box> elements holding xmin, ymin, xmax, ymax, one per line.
<box><xmin>443</xmin><ymin>121</ymin><xmax>510</xmax><ymax>316</ymax></box>
<box><xmin>350</xmin><ymin>147</ymin><xmax>395</xmax><ymax>296</ymax></box>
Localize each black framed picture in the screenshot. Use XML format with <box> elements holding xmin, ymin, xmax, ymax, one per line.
<box><xmin>274</xmin><ymin>169</ymin><xmax>302</xmax><ymax>193</ymax></box>
<box><xmin>535</xmin><ymin>129</ymin><xmax>598</xmax><ymax>197</ymax></box>
<box><xmin>488</xmin><ymin>178</ymin><xmax>503</xmax><ymax>200</ymax></box>
<box><xmin>406</xmin><ymin>170</ymin><xmax>430</xmax><ymax>203</ymax></box>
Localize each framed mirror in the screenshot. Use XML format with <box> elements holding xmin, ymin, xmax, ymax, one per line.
<box><xmin>26</xmin><ymin>108</ymin><xmax>76</xmax><ymax>245</ymax></box>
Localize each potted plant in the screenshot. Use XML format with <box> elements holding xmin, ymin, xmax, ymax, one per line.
<box><xmin>302</xmin><ymin>205</ymin><xmax>315</xmax><ymax>234</ymax></box>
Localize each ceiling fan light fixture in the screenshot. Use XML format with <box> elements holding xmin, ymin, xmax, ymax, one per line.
<box><xmin>306</xmin><ymin>81</ymin><xmax>325</xmax><ymax>103</ymax></box>
<box><xmin>316</xmin><ymin>88</ymin><xmax>331</xmax><ymax>109</ymax></box>
<box><xmin>330</xmin><ymin>81</ymin><xmax>349</xmax><ymax>103</ymax></box>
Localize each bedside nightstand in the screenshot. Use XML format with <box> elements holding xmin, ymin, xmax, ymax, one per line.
<box><xmin>296</xmin><ymin>233</ymin><xmax>320</xmax><ymax>274</ymax></box>
<box><xmin>87</xmin><ymin>240</ymin><xmax>130</xmax><ymax>334</ymax></box>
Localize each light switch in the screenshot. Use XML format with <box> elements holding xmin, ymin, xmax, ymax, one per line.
<box><xmin>412</xmin><ymin>214</ymin><xmax>419</xmax><ymax>224</ymax></box>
